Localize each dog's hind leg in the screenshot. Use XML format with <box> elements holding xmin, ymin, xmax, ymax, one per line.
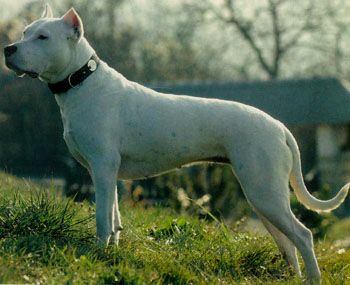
<box><xmin>240</xmin><ymin>180</ymin><xmax>320</xmax><ymax>283</ymax></box>
<box><xmin>257</xmin><ymin>213</ymin><xmax>301</xmax><ymax>276</ymax></box>
<box><xmin>260</xmin><ymin>206</ymin><xmax>320</xmax><ymax>283</ymax></box>
<box><xmin>238</xmin><ymin>177</ymin><xmax>320</xmax><ymax>283</ymax></box>
<box><xmin>229</xmin><ymin>144</ymin><xmax>320</xmax><ymax>283</ymax></box>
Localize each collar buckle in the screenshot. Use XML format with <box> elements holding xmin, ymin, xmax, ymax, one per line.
<box><xmin>68</xmin><ymin>73</ymin><xmax>80</xmax><ymax>89</ymax></box>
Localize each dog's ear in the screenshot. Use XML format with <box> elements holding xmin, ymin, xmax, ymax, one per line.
<box><xmin>41</xmin><ymin>3</ymin><xmax>53</xmax><ymax>18</ymax></box>
<box><xmin>61</xmin><ymin>8</ymin><xmax>84</xmax><ymax>41</ymax></box>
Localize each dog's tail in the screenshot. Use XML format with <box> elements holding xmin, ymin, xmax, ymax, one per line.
<box><xmin>285</xmin><ymin>128</ymin><xmax>349</xmax><ymax>212</ymax></box>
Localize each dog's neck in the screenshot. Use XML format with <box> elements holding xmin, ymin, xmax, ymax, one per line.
<box><xmin>40</xmin><ymin>38</ymin><xmax>95</xmax><ymax>84</ymax></box>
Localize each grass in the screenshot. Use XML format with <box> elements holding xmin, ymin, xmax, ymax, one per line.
<box><xmin>0</xmin><ymin>172</ymin><xmax>349</xmax><ymax>284</ymax></box>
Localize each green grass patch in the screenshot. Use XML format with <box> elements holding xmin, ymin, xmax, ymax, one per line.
<box><xmin>0</xmin><ymin>172</ymin><xmax>349</xmax><ymax>284</ymax></box>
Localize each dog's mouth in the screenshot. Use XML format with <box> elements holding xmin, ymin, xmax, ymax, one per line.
<box><xmin>24</xmin><ymin>70</ymin><xmax>39</xmax><ymax>78</ymax></box>
<box><xmin>5</xmin><ymin>61</ymin><xmax>39</xmax><ymax>78</ymax></box>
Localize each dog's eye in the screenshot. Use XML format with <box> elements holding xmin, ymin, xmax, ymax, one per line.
<box><xmin>38</xmin><ymin>35</ymin><xmax>48</xmax><ymax>40</ymax></box>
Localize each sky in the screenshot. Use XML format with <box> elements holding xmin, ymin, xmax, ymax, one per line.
<box><xmin>0</xmin><ymin>0</ymin><xmax>166</xmax><ymax>20</ymax></box>
<box><xmin>0</xmin><ymin>0</ymin><xmax>208</xmax><ymax>20</ymax></box>
<box><xmin>0</xmin><ymin>0</ymin><xmax>33</xmax><ymax>19</ymax></box>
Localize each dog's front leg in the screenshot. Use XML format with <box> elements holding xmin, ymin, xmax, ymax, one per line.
<box><xmin>112</xmin><ymin>186</ymin><xmax>123</xmax><ymax>245</ymax></box>
<box><xmin>90</xmin><ymin>155</ymin><xmax>120</xmax><ymax>246</ymax></box>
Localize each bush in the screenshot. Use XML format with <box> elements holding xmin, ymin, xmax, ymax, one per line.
<box><xmin>0</xmin><ymin>190</ymin><xmax>94</xmax><ymax>242</ymax></box>
<box><xmin>128</xmin><ymin>164</ymin><xmax>251</xmax><ymax>221</ymax></box>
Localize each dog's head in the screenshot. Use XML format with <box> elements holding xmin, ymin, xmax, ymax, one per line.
<box><xmin>4</xmin><ymin>4</ymin><xmax>84</xmax><ymax>81</ymax></box>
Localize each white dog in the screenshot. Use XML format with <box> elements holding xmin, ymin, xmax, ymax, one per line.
<box><xmin>4</xmin><ymin>5</ymin><xmax>349</xmax><ymax>283</ymax></box>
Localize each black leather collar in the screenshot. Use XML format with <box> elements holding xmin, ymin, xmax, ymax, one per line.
<box><xmin>48</xmin><ymin>54</ymin><xmax>100</xmax><ymax>94</ymax></box>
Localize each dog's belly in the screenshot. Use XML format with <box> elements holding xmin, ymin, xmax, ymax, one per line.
<box><xmin>118</xmin><ymin>155</ymin><xmax>230</xmax><ymax>180</ymax></box>
<box><xmin>118</xmin><ymin>118</ymin><xmax>229</xmax><ymax>180</ymax></box>
<box><xmin>118</xmin><ymin>160</ymin><xmax>179</xmax><ymax>180</ymax></box>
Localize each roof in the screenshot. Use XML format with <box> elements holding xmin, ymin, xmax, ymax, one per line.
<box><xmin>150</xmin><ymin>77</ymin><xmax>350</xmax><ymax>126</ymax></box>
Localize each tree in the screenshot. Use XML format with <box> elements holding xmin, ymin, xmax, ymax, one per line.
<box><xmin>187</xmin><ymin>0</ymin><xmax>319</xmax><ymax>79</ymax></box>
<box><xmin>318</xmin><ymin>0</ymin><xmax>350</xmax><ymax>81</ymax></box>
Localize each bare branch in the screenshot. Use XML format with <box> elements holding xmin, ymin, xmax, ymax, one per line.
<box><xmin>268</xmin><ymin>0</ymin><xmax>283</xmax><ymax>77</ymax></box>
<box><xmin>221</xmin><ymin>0</ymin><xmax>275</xmax><ymax>78</ymax></box>
<box><xmin>280</xmin><ymin>1</ymin><xmax>314</xmax><ymax>53</ymax></box>
<box><xmin>212</xmin><ymin>0</ymin><xmax>315</xmax><ymax>79</ymax></box>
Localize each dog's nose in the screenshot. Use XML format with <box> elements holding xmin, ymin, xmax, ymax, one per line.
<box><xmin>4</xmin><ymin>45</ymin><xmax>17</xmax><ymax>57</ymax></box>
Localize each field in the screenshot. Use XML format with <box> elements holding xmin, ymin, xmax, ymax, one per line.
<box><xmin>0</xmin><ymin>172</ymin><xmax>349</xmax><ymax>284</ymax></box>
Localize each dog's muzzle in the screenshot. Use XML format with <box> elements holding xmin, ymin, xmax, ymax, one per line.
<box><xmin>4</xmin><ymin>44</ymin><xmax>39</xmax><ymax>78</ymax></box>
<box><xmin>4</xmin><ymin>45</ymin><xmax>17</xmax><ymax>58</ymax></box>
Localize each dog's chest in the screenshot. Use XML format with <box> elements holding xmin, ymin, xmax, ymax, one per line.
<box><xmin>62</xmin><ymin>118</ymin><xmax>89</xmax><ymax>167</ymax></box>
<box><xmin>57</xmin><ymin>99</ymin><xmax>93</xmax><ymax>167</ymax></box>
